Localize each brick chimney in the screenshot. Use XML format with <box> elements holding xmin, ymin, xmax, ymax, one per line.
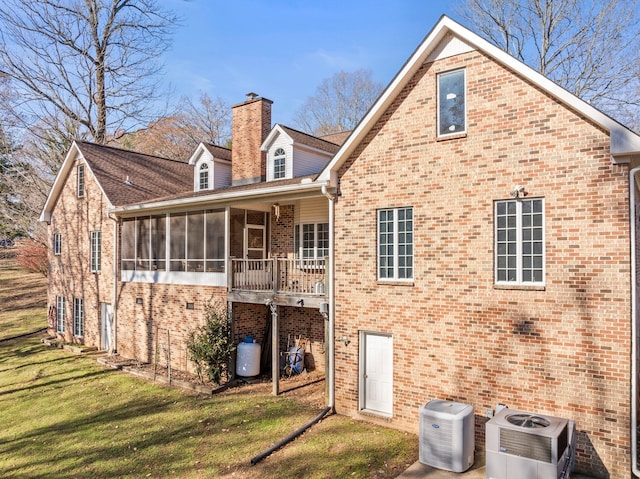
<box><xmin>231</xmin><ymin>92</ymin><xmax>273</xmax><ymax>185</ymax></box>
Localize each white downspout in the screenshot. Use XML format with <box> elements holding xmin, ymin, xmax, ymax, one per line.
<box><xmin>109</xmin><ymin>213</ymin><xmax>119</xmax><ymax>354</ymax></box>
<box><xmin>630</xmin><ymin>166</ymin><xmax>640</xmax><ymax>478</ymax></box>
<box><xmin>322</xmin><ymin>184</ymin><xmax>336</xmax><ymax>410</ymax></box>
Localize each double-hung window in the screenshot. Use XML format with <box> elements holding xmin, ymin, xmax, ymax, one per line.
<box><xmin>495</xmin><ymin>198</ymin><xmax>545</xmax><ymax>285</ymax></box>
<box><xmin>77</xmin><ymin>164</ymin><xmax>85</xmax><ymax>197</ymax></box>
<box><xmin>377</xmin><ymin>207</ymin><xmax>413</xmax><ymax>281</ymax></box>
<box><xmin>73</xmin><ymin>298</ymin><xmax>84</xmax><ymax>338</ymax></box>
<box><xmin>90</xmin><ymin>231</ymin><xmax>101</xmax><ymax>272</ymax></box>
<box><xmin>56</xmin><ymin>296</ymin><xmax>66</xmax><ymax>333</ymax></box>
<box><xmin>437</xmin><ymin>69</ymin><xmax>466</xmax><ymax>137</ymax></box>
<box><xmin>294</xmin><ymin>223</ymin><xmax>329</xmax><ymax>261</ymax></box>
<box><xmin>273</xmin><ymin>148</ymin><xmax>286</xmax><ymax>179</ymax></box>
<box><xmin>53</xmin><ymin>233</ymin><xmax>62</xmax><ymax>256</ymax></box>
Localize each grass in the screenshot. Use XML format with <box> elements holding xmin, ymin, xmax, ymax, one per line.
<box><xmin>0</xmin><ymin>248</ymin><xmax>47</xmax><ymax>339</ymax></box>
<box><xmin>0</xmin><ymin>248</ymin><xmax>419</xmax><ymax>478</ymax></box>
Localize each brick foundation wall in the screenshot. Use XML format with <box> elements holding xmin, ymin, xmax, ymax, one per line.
<box><xmin>232</xmin><ymin>302</ymin><xmax>325</xmax><ymax>374</ymax></box>
<box><xmin>334</xmin><ymin>50</ymin><xmax>631</xmax><ymax>478</ymax></box>
<box><xmin>116</xmin><ymin>282</ymin><xmax>227</xmax><ymax>373</ymax></box>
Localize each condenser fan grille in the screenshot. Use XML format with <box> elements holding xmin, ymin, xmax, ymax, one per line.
<box><xmin>505</xmin><ymin>414</ymin><xmax>550</xmax><ymax>428</ymax></box>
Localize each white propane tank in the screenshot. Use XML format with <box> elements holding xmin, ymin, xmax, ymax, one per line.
<box><xmin>236</xmin><ymin>339</ymin><xmax>261</xmax><ymax>377</ymax></box>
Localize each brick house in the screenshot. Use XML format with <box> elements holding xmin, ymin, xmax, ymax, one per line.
<box><xmin>40</xmin><ymin>94</ymin><xmax>342</xmax><ymax>394</ymax></box>
<box><xmin>317</xmin><ymin>15</ymin><xmax>640</xmax><ymax>478</ymax></box>
<box><xmin>39</xmin><ymin>14</ymin><xmax>640</xmax><ymax>478</ymax></box>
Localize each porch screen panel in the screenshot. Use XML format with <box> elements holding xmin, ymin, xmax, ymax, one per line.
<box><xmin>229</xmin><ymin>209</ymin><xmax>245</xmax><ymax>258</ymax></box>
<box><xmin>121</xmin><ymin>219</ymin><xmax>136</xmax><ymax>270</ymax></box>
<box><xmin>137</xmin><ymin>217</ymin><xmax>151</xmax><ymax>270</ymax></box>
<box><xmin>205</xmin><ymin>209</ymin><xmax>225</xmax><ymax>272</ymax></box>
<box><xmin>187</xmin><ymin>211</ymin><xmax>205</xmax><ymax>272</ymax></box>
<box><xmin>169</xmin><ymin>213</ymin><xmax>186</xmax><ymax>271</ymax></box>
<box><xmin>151</xmin><ymin>215</ymin><xmax>166</xmax><ymax>271</ymax></box>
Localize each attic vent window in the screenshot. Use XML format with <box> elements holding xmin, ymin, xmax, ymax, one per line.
<box><xmin>437</xmin><ymin>69</ymin><xmax>466</xmax><ymax>137</ymax></box>
<box><xmin>199</xmin><ymin>163</ymin><xmax>210</xmax><ymax>190</ymax></box>
<box><xmin>273</xmin><ymin>148</ymin><xmax>286</xmax><ymax>180</ymax></box>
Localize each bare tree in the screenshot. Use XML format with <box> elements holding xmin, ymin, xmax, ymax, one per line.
<box><xmin>0</xmin><ymin>0</ymin><xmax>177</xmax><ymax>238</ymax></box>
<box><xmin>293</xmin><ymin>69</ymin><xmax>384</xmax><ymax>136</ymax></box>
<box><xmin>119</xmin><ymin>93</ymin><xmax>231</xmax><ymax>160</ymax></box>
<box><xmin>456</xmin><ymin>0</ymin><xmax>640</xmax><ymax>128</ymax></box>
<box><xmin>0</xmin><ymin>0</ymin><xmax>177</xmax><ymax>144</ymax></box>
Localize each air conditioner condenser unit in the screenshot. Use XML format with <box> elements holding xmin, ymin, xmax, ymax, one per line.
<box><xmin>419</xmin><ymin>399</ymin><xmax>475</xmax><ymax>472</ymax></box>
<box><xmin>486</xmin><ymin>407</ymin><xmax>575</xmax><ymax>479</ymax></box>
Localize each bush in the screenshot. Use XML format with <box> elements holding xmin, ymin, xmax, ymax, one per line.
<box><xmin>186</xmin><ymin>301</ymin><xmax>235</xmax><ymax>384</ymax></box>
<box><xmin>16</xmin><ymin>239</ymin><xmax>48</xmax><ymax>277</ymax></box>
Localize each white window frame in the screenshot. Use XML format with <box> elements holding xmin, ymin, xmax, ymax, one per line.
<box><xmin>294</xmin><ymin>222</ymin><xmax>329</xmax><ymax>261</ymax></box>
<box><xmin>56</xmin><ymin>296</ymin><xmax>66</xmax><ymax>333</ymax></box>
<box><xmin>73</xmin><ymin>297</ymin><xmax>84</xmax><ymax>338</ymax></box>
<box><xmin>494</xmin><ymin>198</ymin><xmax>545</xmax><ymax>286</ymax></box>
<box><xmin>77</xmin><ymin>164</ymin><xmax>85</xmax><ymax>198</ymax></box>
<box><xmin>90</xmin><ymin>231</ymin><xmax>101</xmax><ymax>272</ymax></box>
<box><xmin>199</xmin><ymin>163</ymin><xmax>210</xmax><ymax>190</ymax></box>
<box><xmin>53</xmin><ymin>233</ymin><xmax>62</xmax><ymax>256</ymax></box>
<box><xmin>273</xmin><ymin>148</ymin><xmax>286</xmax><ymax>180</ymax></box>
<box><xmin>377</xmin><ymin>207</ymin><xmax>413</xmax><ymax>281</ymax></box>
<box><xmin>437</xmin><ymin>68</ymin><xmax>466</xmax><ymax>137</ymax></box>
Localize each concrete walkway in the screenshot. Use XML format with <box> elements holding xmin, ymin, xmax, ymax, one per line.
<box><xmin>396</xmin><ymin>456</ymin><xmax>596</xmax><ymax>479</ymax></box>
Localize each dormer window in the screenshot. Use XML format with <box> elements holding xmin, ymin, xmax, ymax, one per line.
<box><xmin>199</xmin><ymin>163</ymin><xmax>210</xmax><ymax>190</ymax></box>
<box><xmin>273</xmin><ymin>148</ymin><xmax>286</xmax><ymax>179</ymax></box>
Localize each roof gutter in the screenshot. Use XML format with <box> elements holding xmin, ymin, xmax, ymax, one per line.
<box><xmin>108</xmin><ymin>179</ymin><xmax>329</xmax><ymax>216</ymax></box>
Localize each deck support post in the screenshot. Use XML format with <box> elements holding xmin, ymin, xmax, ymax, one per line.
<box><xmin>268</xmin><ymin>301</ymin><xmax>279</xmax><ymax>395</ymax></box>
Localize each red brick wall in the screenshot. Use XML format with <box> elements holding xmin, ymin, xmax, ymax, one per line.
<box><xmin>115</xmin><ymin>282</ymin><xmax>227</xmax><ymax>372</ymax></box>
<box><xmin>231</xmin><ymin>96</ymin><xmax>272</xmax><ymax>185</ymax></box>
<box><xmin>334</xmin><ymin>50</ymin><xmax>630</xmax><ymax>477</ymax></box>
<box><xmin>47</xmin><ymin>156</ymin><xmax>115</xmax><ymax>348</ymax></box>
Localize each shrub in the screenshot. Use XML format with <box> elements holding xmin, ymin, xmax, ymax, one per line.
<box><xmin>186</xmin><ymin>301</ymin><xmax>235</xmax><ymax>384</ymax></box>
<box><xmin>16</xmin><ymin>239</ymin><xmax>48</xmax><ymax>277</ymax></box>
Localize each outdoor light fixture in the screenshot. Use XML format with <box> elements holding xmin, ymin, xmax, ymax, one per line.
<box><xmin>186</xmin><ymin>302</ymin><xmax>194</xmax><ymax>310</ymax></box>
<box><xmin>135</xmin><ymin>297</ymin><xmax>143</xmax><ymax>304</ymax></box>
<box><xmin>510</xmin><ymin>185</ymin><xmax>526</xmax><ymax>198</ymax></box>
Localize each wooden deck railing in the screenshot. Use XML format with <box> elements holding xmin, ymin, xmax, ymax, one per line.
<box><xmin>230</xmin><ymin>258</ymin><xmax>327</xmax><ymax>295</ymax></box>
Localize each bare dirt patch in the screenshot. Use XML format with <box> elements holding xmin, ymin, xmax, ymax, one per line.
<box><xmin>99</xmin><ymin>354</ymin><xmax>327</xmax><ymax>408</ymax></box>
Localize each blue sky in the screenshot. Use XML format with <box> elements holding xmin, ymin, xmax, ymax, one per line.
<box><xmin>159</xmin><ymin>0</ymin><xmax>455</xmax><ymax>126</ymax></box>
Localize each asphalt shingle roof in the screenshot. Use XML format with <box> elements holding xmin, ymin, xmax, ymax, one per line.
<box><xmin>77</xmin><ymin>141</ymin><xmax>193</xmax><ymax>207</ymax></box>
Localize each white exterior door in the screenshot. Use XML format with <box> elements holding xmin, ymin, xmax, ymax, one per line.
<box><xmin>360</xmin><ymin>332</ymin><xmax>393</xmax><ymax>416</ymax></box>
<box><xmin>100</xmin><ymin>303</ymin><xmax>113</xmax><ymax>351</ymax></box>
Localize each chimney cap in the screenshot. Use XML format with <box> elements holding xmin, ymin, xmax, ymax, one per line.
<box><xmin>246</xmin><ymin>92</ymin><xmax>259</xmax><ymax>100</ymax></box>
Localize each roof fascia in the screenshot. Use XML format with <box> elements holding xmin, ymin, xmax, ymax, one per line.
<box><xmin>261</xmin><ymin>125</ymin><xmax>289</xmax><ymax>152</ymax></box>
<box><xmin>318</xmin><ymin>15</ymin><xmax>640</xmax><ymax>182</ymax></box>
<box><xmin>39</xmin><ymin>141</ymin><xmax>80</xmax><ymax>223</ymax></box>
<box><xmin>109</xmin><ymin>179</ymin><xmax>329</xmax><ymax>216</ymax></box>
<box><xmin>187</xmin><ymin>143</ymin><xmax>210</xmax><ymax>165</ymax></box>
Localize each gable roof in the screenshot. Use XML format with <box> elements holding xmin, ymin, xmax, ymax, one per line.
<box><xmin>262</xmin><ymin>124</ymin><xmax>342</xmax><ymax>155</ymax></box>
<box><xmin>320</xmin><ymin>130</ymin><xmax>351</xmax><ymax>146</ymax></box>
<box><xmin>188</xmin><ymin>142</ymin><xmax>232</xmax><ymax>165</ymax></box>
<box><xmin>318</xmin><ymin>15</ymin><xmax>640</xmax><ymax>183</ymax></box>
<box><xmin>40</xmin><ymin>141</ymin><xmax>193</xmax><ymax>222</ymax></box>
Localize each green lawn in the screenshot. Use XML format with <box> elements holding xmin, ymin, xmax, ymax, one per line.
<box><xmin>0</xmin><ymin>250</ymin><xmax>419</xmax><ymax>478</ymax></box>
<box><xmin>0</xmin><ymin>248</ymin><xmax>47</xmax><ymax>339</ymax></box>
